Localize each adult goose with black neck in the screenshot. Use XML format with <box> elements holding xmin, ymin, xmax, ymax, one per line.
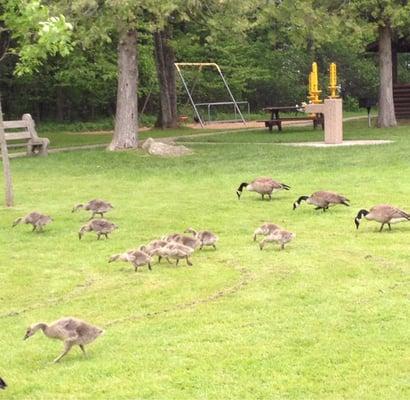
<box><xmin>293</xmin><ymin>191</ymin><xmax>349</xmax><ymax>211</ymax></box>
<box><xmin>236</xmin><ymin>177</ymin><xmax>290</xmax><ymax>200</ymax></box>
<box><xmin>354</xmin><ymin>204</ymin><xmax>410</xmax><ymax>232</ymax></box>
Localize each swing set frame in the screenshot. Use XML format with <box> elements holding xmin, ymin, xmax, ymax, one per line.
<box><xmin>174</xmin><ymin>62</ymin><xmax>247</xmax><ymax>128</ymax></box>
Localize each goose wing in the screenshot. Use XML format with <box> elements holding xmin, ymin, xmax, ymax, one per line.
<box><xmin>372</xmin><ymin>205</ymin><xmax>410</xmax><ymax>220</ymax></box>
<box><xmin>313</xmin><ymin>191</ymin><xmax>349</xmax><ymax>204</ymax></box>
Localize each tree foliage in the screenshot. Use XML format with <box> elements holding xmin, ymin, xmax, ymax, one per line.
<box><xmin>1</xmin><ymin>0</ymin><xmax>407</xmax><ymax>127</ymax></box>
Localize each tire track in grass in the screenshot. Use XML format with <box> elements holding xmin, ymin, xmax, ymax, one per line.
<box><xmin>0</xmin><ymin>265</ymin><xmax>254</xmax><ymax>324</ymax></box>
<box><xmin>102</xmin><ymin>266</ymin><xmax>254</xmax><ymax>328</ymax></box>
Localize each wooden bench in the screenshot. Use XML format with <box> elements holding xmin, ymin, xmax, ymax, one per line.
<box><xmin>261</xmin><ymin>116</ymin><xmax>324</xmax><ymax>132</ymax></box>
<box><xmin>3</xmin><ymin>114</ymin><xmax>49</xmax><ymax>156</ymax></box>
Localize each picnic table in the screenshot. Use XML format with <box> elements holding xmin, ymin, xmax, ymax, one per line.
<box><xmin>260</xmin><ymin>105</ymin><xmax>324</xmax><ymax>132</ymax></box>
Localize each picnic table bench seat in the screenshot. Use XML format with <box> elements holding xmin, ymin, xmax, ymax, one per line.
<box><xmin>261</xmin><ymin>106</ymin><xmax>324</xmax><ymax>132</ymax></box>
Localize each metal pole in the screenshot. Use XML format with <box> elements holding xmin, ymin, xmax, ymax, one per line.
<box><xmin>208</xmin><ymin>104</ymin><xmax>211</xmax><ymax>123</ymax></box>
<box><xmin>0</xmin><ymin>95</ymin><xmax>14</xmax><ymax>207</ymax></box>
<box><xmin>215</xmin><ymin>67</ymin><xmax>247</xmax><ymax>126</ymax></box>
<box><xmin>174</xmin><ymin>64</ymin><xmax>204</xmax><ymax>128</ymax></box>
<box><xmin>367</xmin><ymin>107</ymin><xmax>371</xmax><ymax>127</ymax></box>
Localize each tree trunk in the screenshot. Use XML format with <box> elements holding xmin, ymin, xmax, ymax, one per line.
<box><xmin>153</xmin><ymin>28</ymin><xmax>178</xmax><ymax>129</ymax></box>
<box><xmin>108</xmin><ymin>29</ymin><xmax>138</xmax><ymax>150</ymax></box>
<box><xmin>377</xmin><ymin>25</ymin><xmax>397</xmax><ymax>128</ymax></box>
<box><xmin>0</xmin><ymin>95</ymin><xmax>14</xmax><ymax>207</ymax></box>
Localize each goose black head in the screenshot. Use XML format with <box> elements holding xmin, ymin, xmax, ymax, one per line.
<box><xmin>0</xmin><ymin>377</ymin><xmax>7</xmax><ymax>390</ymax></box>
<box><xmin>236</xmin><ymin>183</ymin><xmax>248</xmax><ymax>199</ymax></box>
<box><xmin>354</xmin><ymin>209</ymin><xmax>369</xmax><ymax>229</ymax></box>
<box><xmin>293</xmin><ymin>196</ymin><xmax>309</xmax><ymax>210</ymax></box>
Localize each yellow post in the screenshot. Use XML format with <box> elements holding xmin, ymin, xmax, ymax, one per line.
<box><xmin>307</xmin><ymin>62</ymin><xmax>322</xmax><ymax>104</ymax></box>
<box><xmin>328</xmin><ymin>62</ymin><xmax>338</xmax><ymax>98</ymax></box>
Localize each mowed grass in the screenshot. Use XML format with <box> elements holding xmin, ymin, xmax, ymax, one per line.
<box><xmin>0</xmin><ymin>119</ymin><xmax>409</xmax><ymax>399</ymax></box>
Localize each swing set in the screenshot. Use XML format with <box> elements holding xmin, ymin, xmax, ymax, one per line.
<box><xmin>174</xmin><ymin>62</ymin><xmax>247</xmax><ymax>128</ymax></box>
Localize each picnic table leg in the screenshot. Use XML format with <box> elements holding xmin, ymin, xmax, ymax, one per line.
<box><xmin>277</xmin><ymin>121</ymin><xmax>282</xmax><ymax>132</ymax></box>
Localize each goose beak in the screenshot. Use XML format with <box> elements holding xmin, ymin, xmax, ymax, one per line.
<box><xmin>354</xmin><ymin>218</ymin><xmax>360</xmax><ymax>230</ymax></box>
<box><xmin>236</xmin><ymin>191</ymin><xmax>241</xmax><ymax>199</ymax></box>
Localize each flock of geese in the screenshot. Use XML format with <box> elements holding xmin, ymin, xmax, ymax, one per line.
<box><xmin>2</xmin><ymin>176</ymin><xmax>409</xmax><ymax>387</ymax></box>
<box><xmin>237</xmin><ymin>177</ymin><xmax>410</xmax><ymax>232</ymax></box>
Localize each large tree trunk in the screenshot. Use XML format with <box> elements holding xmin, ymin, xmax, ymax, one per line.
<box><xmin>377</xmin><ymin>25</ymin><xmax>397</xmax><ymax>128</ymax></box>
<box><xmin>153</xmin><ymin>28</ymin><xmax>178</xmax><ymax>129</ymax></box>
<box><xmin>108</xmin><ymin>29</ymin><xmax>138</xmax><ymax>150</ymax></box>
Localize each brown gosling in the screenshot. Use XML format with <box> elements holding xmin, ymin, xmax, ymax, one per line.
<box><xmin>79</xmin><ymin>219</ymin><xmax>118</xmax><ymax>240</ymax></box>
<box><xmin>157</xmin><ymin>242</ymin><xmax>194</xmax><ymax>266</ymax></box>
<box><xmin>293</xmin><ymin>191</ymin><xmax>349</xmax><ymax>212</ymax></box>
<box><xmin>259</xmin><ymin>229</ymin><xmax>295</xmax><ymax>250</ymax></box>
<box><xmin>162</xmin><ymin>233</ymin><xmax>200</xmax><ymax>250</ymax></box>
<box><xmin>139</xmin><ymin>239</ymin><xmax>169</xmax><ymax>263</ymax></box>
<box><xmin>72</xmin><ymin>199</ymin><xmax>113</xmax><ymax>220</ymax></box>
<box><xmin>355</xmin><ymin>204</ymin><xmax>410</xmax><ymax>232</ymax></box>
<box><xmin>24</xmin><ymin>317</ymin><xmax>104</xmax><ymax>363</ymax></box>
<box><xmin>184</xmin><ymin>228</ymin><xmax>218</xmax><ymax>250</ymax></box>
<box><xmin>109</xmin><ymin>249</ymin><xmax>152</xmax><ymax>272</ymax></box>
<box><xmin>0</xmin><ymin>377</ymin><xmax>6</xmax><ymax>390</ymax></box>
<box><xmin>236</xmin><ymin>177</ymin><xmax>290</xmax><ymax>200</ymax></box>
<box><xmin>12</xmin><ymin>212</ymin><xmax>53</xmax><ymax>232</ymax></box>
<box><xmin>253</xmin><ymin>223</ymin><xmax>280</xmax><ymax>241</ymax></box>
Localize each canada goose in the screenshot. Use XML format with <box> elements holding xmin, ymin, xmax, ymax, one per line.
<box><xmin>162</xmin><ymin>234</ymin><xmax>200</xmax><ymax>250</ymax></box>
<box><xmin>355</xmin><ymin>204</ymin><xmax>410</xmax><ymax>232</ymax></box>
<box><xmin>72</xmin><ymin>199</ymin><xmax>113</xmax><ymax>220</ymax></box>
<box><xmin>139</xmin><ymin>239</ymin><xmax>168</xmax><ymax>263</ymax></box>
<box><xmin>24</xmin><ymin>317</ymin><xmax>104</xmax><ymax>363</ymax></box>
<box><xmin>12</xmin><ymin>212</ymin><xmax>53</xmax><ymax>232</ymax></box>
<box><xmin>79</xmin><ymin>219</ymin><xmax>118</xmax><ymax>240</ymax></box>
<box><xmin>253</xmin><ymin>223</ymin><xmax>280</xmax><ymax>241</ymax></box>
<box><xmin>0</xmin><ymin>377</ymin><xmax>6</xmax><ymax>390</ymax></box>
<box><xmin>157</xmin><ymin>242</ymin><xmax>194</xmax><ymax>266</ymax></box>
<box><xmin>236</xmin><ymin>177</ymin><xmax>290</xmax><ymax>200</ymax></box>
<box><xmin>184</xmin><ymin>228</ymin><xmax>218</xmax><ymax>250</ymax></box>
<box><xmin>259</xmin><ymin>229</ymin><xmax>295</xmax><ymax>250</ymax></box>
<box><xmin>109</xmin><ymin>250</ymin><xmax>152</xmax><ymax>271</ymax></box>
<box><xmin>293</xmin><ymin>191</ymin><xmax>349</xmax><ymax>211</ymax></box>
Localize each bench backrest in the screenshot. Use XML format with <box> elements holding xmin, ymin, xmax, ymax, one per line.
<box><xmin>3</xmin><ymin>114</ymin><xmax>39</xmax><ymax>142</ymax></box>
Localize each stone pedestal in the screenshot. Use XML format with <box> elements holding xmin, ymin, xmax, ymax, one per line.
<box><xmin>304</xmin><ymin>98</ymin><xmax>343</xmax><ymax>144</ymax></box>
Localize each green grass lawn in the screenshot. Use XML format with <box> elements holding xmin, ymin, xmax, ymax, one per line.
<box><xmin>0</xmin><ymin>119</ymin><xmax>409</xmax><ymax>399</ymax></box>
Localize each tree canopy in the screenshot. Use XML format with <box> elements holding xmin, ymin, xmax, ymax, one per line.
<box><xmin>1</xmin><ymin>0</ymin><xmax>409</xmax><ymax>131</ymax></box>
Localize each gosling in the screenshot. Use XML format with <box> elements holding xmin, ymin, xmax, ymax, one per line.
<box><xmin>109</xmin><ymin>250</ymin><xmax>152</xmax><ymax>272</ymax></box>
<box><xmin>355</xmin><ymin>204</ymin><xmax>410</xmax><ymax>232</ymax></box>
<box><xmin>184</xmin><ymin>228</ymin><xmax>218</xmax><ymax>250</ymax></box>
<box><xmin>24</xmin><ymin>317</ymin><xmax>104</xmax><ymax>363</ymax></box>
<box><xmin>259</xmin><ymin>229</ymin><xmax>295</xmax><ymax>250</ymax></box>
<box><xmin>293</xmin><ymin>191</ymin><xmax>349</xmax><ymax>212</ymax></box>
<box><xmin>236</xmin><ymin>177</ymin><xmax>290</xmax><ymax>200</ymax></box>
<box><xmin>162</xmin><ymin>233</ymin><xmax>200</xmax><ymax>250</ymax></box>
<box><xmin>139</xmin><ymin>239</ymin><xmax>168</xmax><ymax>263</ymax></box>
<box><xmin>79</xmin><ymin>219</ymin><xmax>118</xmax><ymax>240</ymax></box>
<box><xmin>12</xmin><ymin>212</ymin><xmax>53</xmax><ymax>232</ymax></box>
<box><xmin>72</xmin><ymin>199</ymin><xmax>113</xmax><ymax>220</ymax></box>
<box><xmin>157</xmin><ymin>242</ymin><xmax>194</xmax><ymax>266</ymax></box>
<box><xmin>253</xmin><ymin>223</ymin><xmax>280</xmax><ymax>241</ymax></box>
